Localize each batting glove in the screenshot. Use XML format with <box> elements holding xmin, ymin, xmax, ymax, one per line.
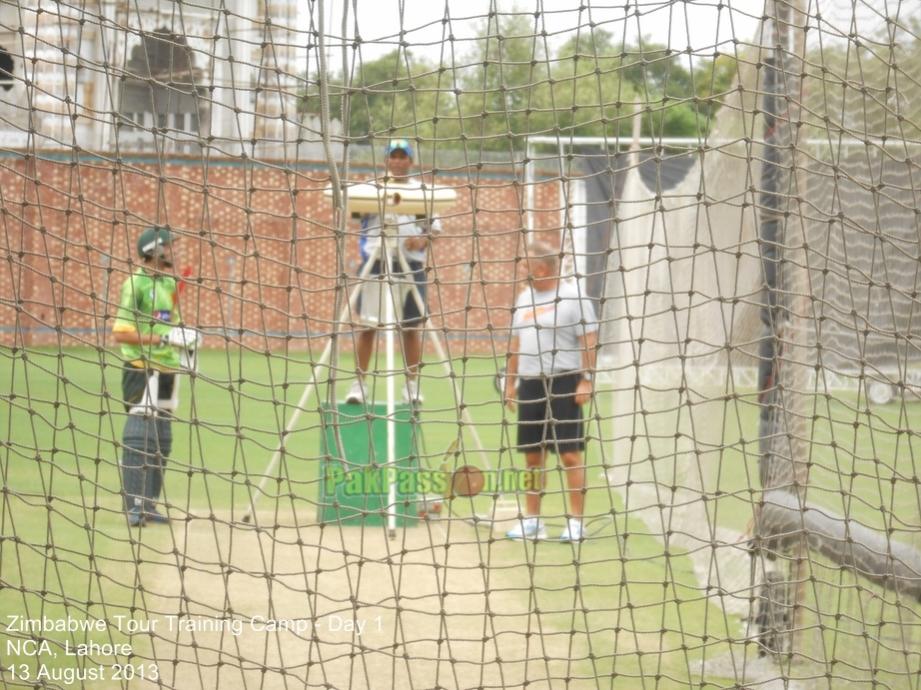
<box><xmin>165</xmin><ymin>326</ymin><xmax>202</xmax><ymax>350</ymax></box>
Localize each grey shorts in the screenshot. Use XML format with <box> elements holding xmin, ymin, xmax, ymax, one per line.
<box><xmin>356</xmin><ymin>259</ymin><xmax>427</xmax><ymax>327</ymax></box>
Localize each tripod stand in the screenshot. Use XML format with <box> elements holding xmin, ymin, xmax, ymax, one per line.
<box><xmin>241</xmin><ymin>224</ymin><xmax>495</xmax><ymax>533</ymax></box>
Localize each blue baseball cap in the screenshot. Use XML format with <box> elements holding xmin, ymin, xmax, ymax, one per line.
<box><xmin>385</xmin><ymin>138</ymin><xmax>414</xmax><ymax>158</ymax></box>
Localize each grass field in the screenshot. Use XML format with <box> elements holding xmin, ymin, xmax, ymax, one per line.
<box><xmin>2</xmin><ymin>346</ymin><xmax>921</xmax><ymax>688</ymax></box>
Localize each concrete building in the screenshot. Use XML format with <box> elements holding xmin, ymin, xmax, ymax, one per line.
<box><xmin>0</xmin><ymin>0</ymin><xmax>302</xmax><ymax>157</ymax></box>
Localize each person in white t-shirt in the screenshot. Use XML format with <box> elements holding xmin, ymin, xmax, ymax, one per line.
<box><xmin>345</xmin><ymin>139</ymin><xmax>442</xmax><ymax>405</ymax></box>
<box><xmin>504</xmin><ymin>240</ymin><xmax>599</xmax><ymax>542</ymax></box>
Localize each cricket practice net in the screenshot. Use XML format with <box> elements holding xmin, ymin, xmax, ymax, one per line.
<box><xmin>3</xmin><ymin>0</ymin><xmax>921</xmax><ymax>688</ymax></box>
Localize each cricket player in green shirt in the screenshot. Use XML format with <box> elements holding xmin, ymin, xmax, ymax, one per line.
<box><xmin>112</xmin><ymin>227</ymin><xmax>200</xmax><ymax>527</ymax></box>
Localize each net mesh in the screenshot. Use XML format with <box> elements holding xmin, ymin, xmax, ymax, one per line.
<box><xmin>3</xmin><ymin>0</ymin><xmax>921</xmax><ymax>688</ymax></box>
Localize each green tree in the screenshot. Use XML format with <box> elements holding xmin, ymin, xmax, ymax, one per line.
<box><xmin>551</xmin><ymin>32</ymin><xmax>738</xmax><ymax>140</ymax></box>
<box><xmin>299</xmin><ymin>49</ymin><xmax>461</xmax><ymax>147</ymax></box>
<box><xmin>551</xmin><ymin>29</ymin><xmax>636</xmax><ymax>138</ymax></box>
<box><xmin>801</xmin><ymin>19</ymin><xmax>921</xmax><ymax>143</ymax></box>
<box><xmin>348</xmin><ymin>49</ymin><xmax>427</xmax><ymax>142</ymax></box>
<box><xmin>457</xmin><ymin>11</ymin><xmax>555</xmax><ymax>151</ymax></box>
<box><xmin>298</xmin><ymin>20</ymin><xmax>742</xmax><ymax>151</ymax></box>
<box><xmin>620</xmin><ymin>39</ymin><xmax>716</xmax><ymax>138</ymax></box>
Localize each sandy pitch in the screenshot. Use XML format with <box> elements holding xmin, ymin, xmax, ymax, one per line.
<box><xmin>130</xmin><ymin>511</ymin><xmax>595</xmax><ymax>689</ymax></box>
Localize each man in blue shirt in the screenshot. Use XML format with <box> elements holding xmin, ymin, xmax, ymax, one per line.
<box><xmin>346</xmin><ymin>139</ymin><xmax>441</xmax><ymax>405</ymax></box>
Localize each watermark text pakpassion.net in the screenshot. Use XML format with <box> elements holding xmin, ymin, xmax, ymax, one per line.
<box><xmin>324</xmin><ymin>466</ymin><xmax>541</xmax><ymax>495</ymax></box>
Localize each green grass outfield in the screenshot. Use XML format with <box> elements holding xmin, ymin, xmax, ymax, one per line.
<box><xmin>2</xmin><ymin>346</ymin><xmax>921</xmax><ymax>687</ymax></box>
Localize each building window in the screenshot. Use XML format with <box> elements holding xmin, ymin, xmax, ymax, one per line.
<box><xmin>118</xmin><ymin>27</ymin><xmax>208</xmax><ymax>146</ymax></box>
<box><xmin>0</xmin><ymin>46</ymin><xmax>14</xmax><ymax>91</ymax></box>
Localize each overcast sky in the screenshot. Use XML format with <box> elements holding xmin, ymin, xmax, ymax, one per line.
<box><xmin>303</xmin><ymin>0</ymin><xmax>892</xmax><ymax>67</ymax></box>
<box><xmin>310</xmin><ymin>0</ymin><xmax>761</xmax><ymax>61</ymax></box>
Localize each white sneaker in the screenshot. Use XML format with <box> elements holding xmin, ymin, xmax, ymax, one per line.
<box><xmin>506</xmin><ymin>517</ymin><xmax>547</xmax><ymax>541</ymax></box>
<box><xmin>558</xmin><ymin>518</ymin><xmax>584</xmax><ymax>543</ymax></box>
<box><xmin>345</xmin><ymin>379</ymin><xmax>367</xmax><ymax>404</ymax></box>
<box><xmin>403</xmin><ymin>379</ymin><xmax>423</xmax><ymax>404</ymax></box>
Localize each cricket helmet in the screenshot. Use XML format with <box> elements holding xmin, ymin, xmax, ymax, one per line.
<box><xmin>137</xmin><ymin>227</ymin><xmax>174</xmax><ymax>262</ymax></box>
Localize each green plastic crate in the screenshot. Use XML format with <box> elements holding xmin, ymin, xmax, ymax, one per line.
<box><xmin>318</xmin><ymin>402</ymin><xmax>419</xmax><ymax>526</ymax></box>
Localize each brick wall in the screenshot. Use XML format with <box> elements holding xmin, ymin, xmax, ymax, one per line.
<box><xmin>0</xmin><ymin>154</ymin><xmax>563</xmax><ymax>354</ymax></box>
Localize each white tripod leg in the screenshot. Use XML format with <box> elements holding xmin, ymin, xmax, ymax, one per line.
<box><xmin>393</xmin><ymin>247</ymin><xmax>492</xmax><ymax>470</ymax></box>
<box><xmin>383</xmin><ymin>239</ymin><xmax>398</xmax><ymax>539</ymax></box>
<box><xmin>242</xmin><ymin>244</ymin><xmax>383</xmax><ymax>523</ymax></box>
